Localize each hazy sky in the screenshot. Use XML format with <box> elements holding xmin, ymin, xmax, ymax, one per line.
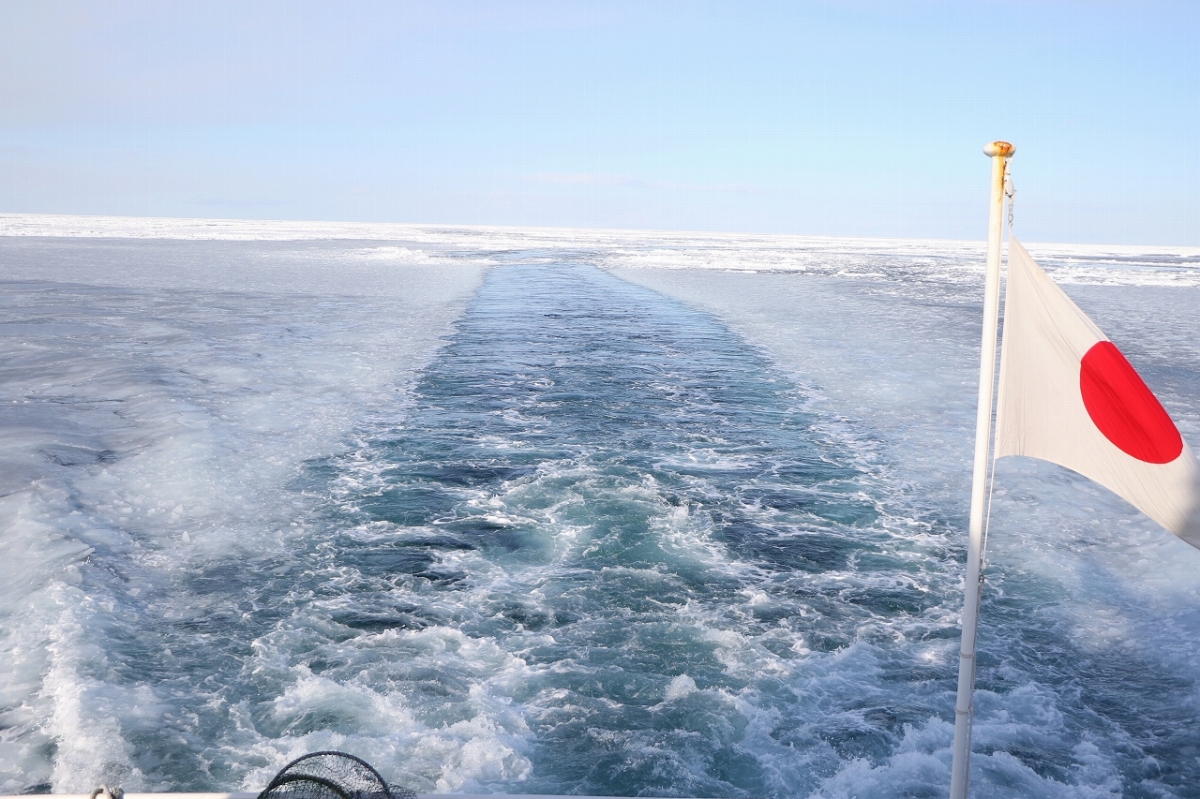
<box><xmin>2</xmin><ymin>1</ymin><xmax>1197</xmax><ymax>244</ymax></box>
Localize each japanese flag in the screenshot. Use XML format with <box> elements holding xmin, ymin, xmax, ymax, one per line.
<box><xmin>994</xmin><ymin>238</ymin><xmax>1200</xmax><ymax>547</ymax></box>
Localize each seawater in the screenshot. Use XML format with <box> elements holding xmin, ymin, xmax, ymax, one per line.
<box><xmin>2</xmin><ymin>234</ymin><xmax>1199</xmax><ymax>799</ymax></box>
<box><xmin>294</xmin><ymin>263</ymin><xmax>950</xmax><ymax>796</ymax></box>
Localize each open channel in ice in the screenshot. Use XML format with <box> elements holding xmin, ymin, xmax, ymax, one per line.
<box><xmin>232</xmin><ymin>262</ymin><xmax>965</xmax><ymax>798</ymax></box>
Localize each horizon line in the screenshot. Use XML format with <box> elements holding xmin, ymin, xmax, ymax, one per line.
<box><xmin>3</xmin><ymin>211</ymin><xmax>1198</xmax><ymax>254</ymax></box>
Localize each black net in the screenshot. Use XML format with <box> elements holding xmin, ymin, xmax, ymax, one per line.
<box><xmin>257</xmin><ymin>752</ymin><xmax>416</xmax><ymax>799</ymax></box>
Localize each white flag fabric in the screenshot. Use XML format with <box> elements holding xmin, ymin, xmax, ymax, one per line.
<box><xmin>995</xmin><ymin>238</ymin><xmax>1200</xmax><ymax>547</ymax></box>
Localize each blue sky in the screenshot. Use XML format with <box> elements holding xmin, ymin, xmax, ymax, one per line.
<box><xmin>1</xmin><ymin>1</ymin><xmax>1197</xmax><ymax>244</ymax></box>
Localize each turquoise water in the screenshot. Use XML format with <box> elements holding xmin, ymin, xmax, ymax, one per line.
<box><xmin>301</xmin><ymin>264</ymin><xmax>947</xmax><ymax>795</ymax></box>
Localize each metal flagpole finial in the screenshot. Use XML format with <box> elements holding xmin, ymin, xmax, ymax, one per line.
<box><xmin>983</xmin><ymin>141</ymin><xmax>1016</xmax><ymax>158</ymax></box>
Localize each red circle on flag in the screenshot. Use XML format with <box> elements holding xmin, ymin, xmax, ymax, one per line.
<box><xmin>1079</xmin><ymin>341</ymin><xmax>1182</xmax><ymax>464</ymax></box>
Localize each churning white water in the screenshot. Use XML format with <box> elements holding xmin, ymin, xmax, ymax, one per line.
<box><xmin>1</xmin><ymin>216</ymin><xmax>1197</xmax><ymax>799</ymax></box>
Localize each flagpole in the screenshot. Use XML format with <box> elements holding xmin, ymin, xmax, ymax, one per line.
<box><xmin>949</xmin><ymin>140</ymin><xmax>1014</xmax><ymax>799</ymax></box>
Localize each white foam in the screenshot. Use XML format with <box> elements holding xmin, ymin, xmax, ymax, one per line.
<box><xmin>0</xmin><ymin>240</ymin><xmax>486</xmax><ymax>792</ymax></box>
